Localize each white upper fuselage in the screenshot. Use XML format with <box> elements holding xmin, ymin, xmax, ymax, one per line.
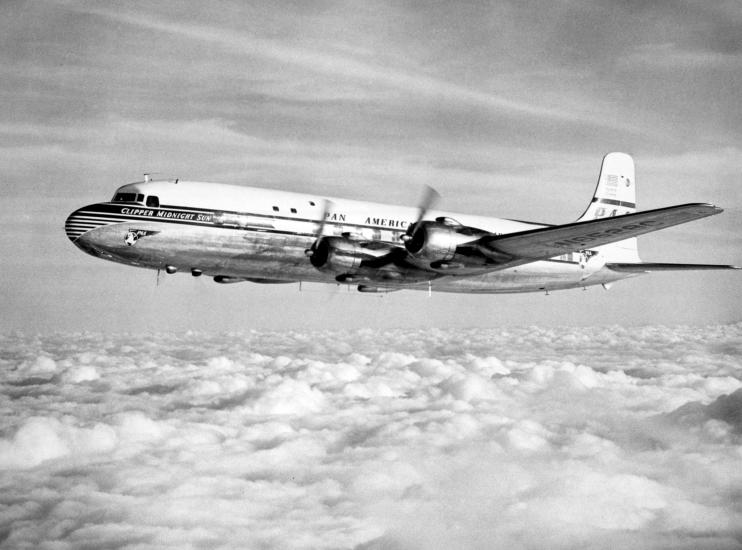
<box><xmin>120</xmin><ymin>179</ymin><xmax>541</xmax><ymax>236</ymax></box>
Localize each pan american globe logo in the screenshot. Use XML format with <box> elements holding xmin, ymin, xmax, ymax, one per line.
<box><xmin>124</xmin><ymin>229</ymin><xmax>159</xmax><ymax>246</ymax></box>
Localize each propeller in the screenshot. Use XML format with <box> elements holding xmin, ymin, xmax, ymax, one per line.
<box><xmin>305</xmin><ymin>198</ymin><xmax>333</xmax><ymax>257</ymax></box>
<box><xmin>402</xmin><ymin>184</ymin><xmax>440</xmax><ymax>242</ymax></box>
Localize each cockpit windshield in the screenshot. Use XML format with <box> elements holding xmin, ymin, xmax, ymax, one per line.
<box><xmin>112</xmin><ymin>192</ymin><xmax>144</xmax><ymax>203</ymax></box>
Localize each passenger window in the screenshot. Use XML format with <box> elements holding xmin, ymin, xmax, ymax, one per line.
<box><xmin>290</xmin><ymin>208</ymin><xmax>297</xmax><ymax>214</ymax></box>
<box><xmin>146</xmin><ymin>195</ymin><xmax>160</xmax><ymax>207</ymax></box>
<box><xmin>272</xmin><ymin>206</ymin><xmax>279</xmax><ymax>212</ymax></box>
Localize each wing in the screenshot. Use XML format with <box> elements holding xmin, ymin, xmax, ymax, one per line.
<box><xmin>475</xmin><ymin>203</ymin><xmax>722</xmax><ymax>266</ymax></box>
<box><xmin>308</xmin><ymin>203</ymin><xmax>729</xmax><ymax>283</ymax></box>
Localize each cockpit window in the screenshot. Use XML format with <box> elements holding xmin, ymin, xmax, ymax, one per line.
<box><xmin>113</xmin><ymin>193</ymin><xmax>138</xmax><ymax>202</ymax></box>
<box><xmin>146</xmin><ymin>195</ymin><xmax>159</xmax><ymax>207</ymax></box>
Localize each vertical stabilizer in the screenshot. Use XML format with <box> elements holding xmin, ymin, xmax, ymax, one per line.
<box><xmin>579</xmin><ymin>152</ymin><xmax>640</xmax><ymax>262</ymax></box>
<box><xmin>577</xmin><ymin>152</ymin><xmax>636</xmax><ymax>221</ymax></box>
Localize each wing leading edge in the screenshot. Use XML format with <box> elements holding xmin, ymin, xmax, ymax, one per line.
<box><xmin>476</xmin><ymin>203</ymin><xmax>723</xmax><ymax>266</ymax></box>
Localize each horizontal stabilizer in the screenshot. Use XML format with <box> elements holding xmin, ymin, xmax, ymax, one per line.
<box><xmin>606</xmin><ymin>262</ymin><xmax>740</xmax><ymax>273</ymax></box>
<box><xmin>479</xmin><ymin>203</ymin><xmax>723</xmax><ymax>263</ymax></box>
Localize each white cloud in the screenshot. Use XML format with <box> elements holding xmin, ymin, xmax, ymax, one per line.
<box><xmin>0</xmin><ymin>416</ymin><xmax>117</xmax><ymax>469</ymax></box>
<box><xmin>19</xmin><ymin>355</ymin><xmax>57</xmax><ymax>376</ymax></box>
<box><xmin>62</xmin><ymin>365</ymin><xmax>100</xmax><ymax>383</ymax></box>
<box><xmin>253</xmin><ymin>379</ymin><xmax>327</xmax><ymax>415</ymax></box>
<box><xmin>622</xmin><ymin>42</ymin><xmax>742</xmax><ymax>70</ymax></box>
<box><xmin>0</xmin><ymin>324</ymin><xmax>741</xmax><ymax>548</ymax></box>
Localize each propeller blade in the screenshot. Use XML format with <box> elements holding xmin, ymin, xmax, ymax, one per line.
<box><xmin>306</xmin><ymin>199</ymin><xmax>333</xmax><ymax>257</ymax></box>
<box><xmin>404</xmin><ymin>185</ymin><xmax>440</xmax><ymax>241</ymax></box>
<box><xmin>415</xmin><ymin>184</ymin><xmax>440</xmax><ymax>226</ymax></box>
<box><xmin>316</xmin><ymin>199</ymin><xmax>333</xmax><ymax>239</ymax></box>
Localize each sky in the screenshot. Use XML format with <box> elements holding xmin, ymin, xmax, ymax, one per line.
<box><xmin>2</xmin><ymin>5</ymin><xmax>742</xmax><ymax>548</ymax></box>
<box><xmin>1</xmin><ymin>325</ymin><xmax>741</xmax><ymax>548</ymax></box>
<box><xmin>1</xmin><ymin>0</ymin><xmax>742</xmax><ymax>331</ymax></box>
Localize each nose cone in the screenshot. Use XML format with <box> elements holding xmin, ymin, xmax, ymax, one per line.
<box><xmin>65</xmin><ymin>208</ymin><xmax>93</xmax><ymax>242</ymax></box>
<box><xmin>65</xmin><ymin>204</ymin><xmax>115</xmax><ymax>243</ymax></box>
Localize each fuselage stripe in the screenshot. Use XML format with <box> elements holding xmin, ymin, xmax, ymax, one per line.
<box><xmin>597</xmin><ymin>198</ymin><xmax>636</xmax><ymax>208</ymax></box>
<box><xmin>71</xmin><ymin>202</ymin><xmax>413</xmax><ymax>236</ymax></box>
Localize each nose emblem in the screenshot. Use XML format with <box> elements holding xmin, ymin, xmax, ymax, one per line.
<box><xmin>123</xmin><ymin>229</ymin><xmax>159</xmax><ymax>246</ymax></box>
<box><xmin>124</xmin><ymin>230</ymin><xmax>138</xmax><ymax>246</ymax></box>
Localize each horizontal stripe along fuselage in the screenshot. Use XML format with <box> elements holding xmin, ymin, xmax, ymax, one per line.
<box><xmin>65</xmin><ymin>202</ymin><xmax>407</xmax><ymax>241</ymax></box>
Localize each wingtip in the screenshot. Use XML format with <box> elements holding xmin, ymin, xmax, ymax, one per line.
<box><xmin>688</xmin><ymin>203</ymin><xmax>724</xmax><ymax>216</ymax></box>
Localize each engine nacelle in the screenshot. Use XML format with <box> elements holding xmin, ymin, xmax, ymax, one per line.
<box><xmin>404</xmin><ymin>222</ymin><xmax>475</xmax><ymax>263</ymax></box>
<box><xmin>309</xmin><ymin>237</ymin><xmax>363</xmax><ymax>272</ymax></box>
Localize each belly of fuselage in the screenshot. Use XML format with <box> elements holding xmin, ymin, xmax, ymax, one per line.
<box><xmin>73</xmin><ymin>218</ymin><xmax>333</xmax><ymax>282</ymax></box>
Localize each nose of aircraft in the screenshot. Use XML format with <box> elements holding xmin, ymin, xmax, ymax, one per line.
<box><xmin>65</xmin><ymin>208</ymin><xmax>87</xmax><ymax>242</ymax></box>
<box><xmin>65</xmin><ymin>206</ymin><xmax>110</xmax><ymax>242</ymax></box>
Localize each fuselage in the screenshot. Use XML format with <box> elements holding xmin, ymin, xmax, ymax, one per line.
<box><xmin>65</xmin><ymin>179</ymin><xmax>635</xmax><ymax>293</ymax></box>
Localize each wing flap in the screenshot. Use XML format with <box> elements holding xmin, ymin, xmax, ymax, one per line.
<box><xmin>478</xmin><ymin>203</ymin><xmax>722</xmax><ymax>262</ymax></box>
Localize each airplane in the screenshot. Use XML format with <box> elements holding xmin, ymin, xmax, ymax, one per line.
<box><xmin>65</xmin><ymin>152</ymin><xmax>738</xmax><ymax>294</ymax></box>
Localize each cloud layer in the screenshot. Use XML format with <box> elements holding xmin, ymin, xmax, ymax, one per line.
<box><xmin>1</xmin><ymin>325</ymin><xmax>741</xmax><ymax>549</ymax></box>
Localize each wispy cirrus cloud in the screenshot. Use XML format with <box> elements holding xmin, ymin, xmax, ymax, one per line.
<box><xmin>72</xmin><ymin>4</ymin><xmax>634</xmax><ymax>131</ymax></box>
<box><xmin>621</xmin><ymin>42</ymin><xmax>742</xmax><ymax>70</ymax></box>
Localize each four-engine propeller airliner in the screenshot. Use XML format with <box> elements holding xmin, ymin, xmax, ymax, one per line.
<box><xmin>65</xmin><ymin>153</ymin><xmax>737</xmax><ymax>294</ymax></box>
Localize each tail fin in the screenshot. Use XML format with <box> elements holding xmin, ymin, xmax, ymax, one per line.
<box><xmin>577</xmin><ymin>152</ymin><xmax>636</xmax><ymax>221</ymax></box>
<box><xmin>579</xmin><ymin>152</ymin><xmax>640</xmax><ymax>262</ymax></box>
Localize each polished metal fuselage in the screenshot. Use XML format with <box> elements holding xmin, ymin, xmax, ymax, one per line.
<box><xmin>65</xmin><ymin>180</ymin><xmax>635</xmax><ymax>293</ymax></box>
